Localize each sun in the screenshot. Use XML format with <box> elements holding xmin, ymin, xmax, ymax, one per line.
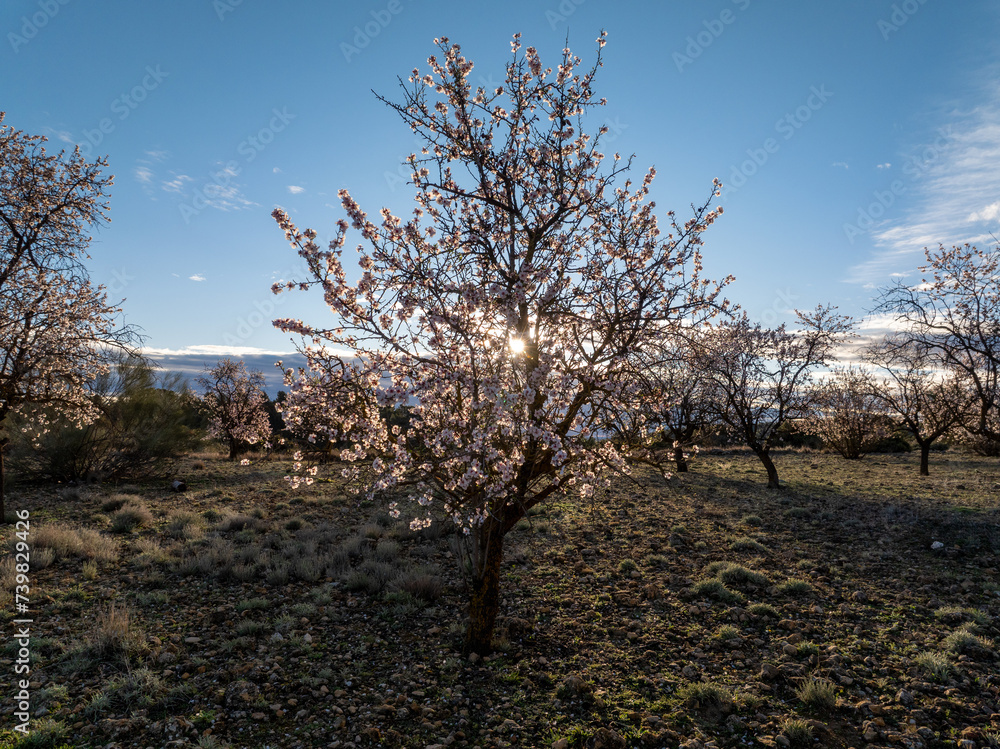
<box><xmin>509</xmin><ymin>337</ymin><xmax>525</xmax><ymax>354</ymax></box>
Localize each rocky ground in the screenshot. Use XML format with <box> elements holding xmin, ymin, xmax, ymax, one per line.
<box><xmin>1</xmin><ymin>447</ymin><xmax>999</xmax><ymax>749</ymax></box>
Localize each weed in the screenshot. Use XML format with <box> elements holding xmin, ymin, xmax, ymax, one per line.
<box><xmin>741</xmin><ymin>514</ymin><xmax>764</xmax><ymax>526</ymax></box>
<box><xmin>82</xmin><ymin>560</ymin><xmax>98</xmax><ymax>580</ymax></box>
<box><xmin>716</xmin><ymin>624</ymin><xmax>740</xmax><ymax>641</ymax></box>
<box><xmin>915</xmin><ymin>650</ymin><xmax>952</xmax><ymax>682</ymax></box>
<box><xmin>236</xmin><ymin>597</ymin><xmax>270</xmax><ymax>613</ymax></box>
<box><xmin>677</xmin><ymin>681</ymin><xmax>733</xmax><ymax>708</ymax></box>
<box><xmin>110</xmin><ymin>503</ymin><xmax>154</xmax><ymax>533</ymax></box>
<box><xmin>934</xmin><ymin>606</ymin><xmax>990</xmax><ymax>626</ymax></box>
<box><xmin>704</xmin><ymin>561</ymin><xmax>770</xmax><ymax>587</ymax></box>
<box><xmin>30</xmin><ymin>547</ymin><xmax>56</xmax><ymax>571</ymax></box>
<box><xmin>729</xmin><ymin>536</ymin><xmax>768</xmax><ymax>553</ymax></box>
<box><xmin>165</xmin><ymin>511</ymin><xmax>204</xmax><ymax>539</ymax></box>
<box><xmin>748</xmin><ymin>602</ymin><xmax>779</xmax><ymax>619</ymax></box>
<box><xmin>782</xmin><ymin>717</ymin><xmax>813</xmax><ymax>745</ymax></box>
<box><xmin>394</xmin><ymin>571</ymin><xmax>444</xmax><ymax>602</ymax></box>
<box><xmin>796</xmin><ymin>677</ymin><xmax>836</xmax><ymax>709</ymax></box>
<box><xmin>777</xmin><ymin>579</ymin><xmax>815</xmax><ymax>596</ymax></box>
<box><xmin>618</xmin><ymin>559</ymin><xmax>638</xmax><ymax>574</ymax></box>
<box><xmin>689</xmin><ymin>579</ymin><xmax>745</xmax><ymax>604</ymax></box>
<box><xmin>943</xmin><ymin>627</ymin><xmax>994</xmax><ymax>655</ymax></box>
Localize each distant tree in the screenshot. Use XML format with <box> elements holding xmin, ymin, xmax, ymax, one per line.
<box><xmin>801</xmin><ymin>366</ymin><xmax>893</xmax><ymax>460</ymax></box>
<box><xmin>875</xmin><ymin>242</ymin><xmax>1000</xmax><ymax>445</ymax></box>
<box><xmin>0</xmin><ymin>114</ymin><xmax>128</xmax><ymax>520</ymax></box>
<box><xmin>863</xmin><ymin>335</ymin><xmax>971</xmax><ymax>475</ymax></box>
<box><xmin>271</xmin><ymin>35</ymin><xmax>730</xmax><ymax>653</ymax></box>
<box><xmin>197</xmin><ymin>359</ymin><xmax>272</xmax><ymax>460</ymax></box>
<box><xmin>610</xmin><ymin>336</ymin><xmax>713</xmax><ymax>473</ymax></box>
<box><xmin>693</xmin><ymin>307</ymin><xmax>852</xmax><ymax>488</ymax></box>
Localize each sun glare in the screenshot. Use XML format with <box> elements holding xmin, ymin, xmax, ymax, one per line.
<box><xmin>509</xmin><ymin>337</ymin><xmax>526</xmax><ymax>354</ymax></box>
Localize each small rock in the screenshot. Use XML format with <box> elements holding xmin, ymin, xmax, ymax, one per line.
<box><xmin>270</xmin><ymin>632</ymin><xmax>283</xmax><ymax>642</ymax></box>
<box><xmin>760</xmin><ymin>663</ymin><xmax>780</xmax><ymax>680</ymax></box>
<box><xmin>682</xmin><ymin>664</ymin><xmax>699</xmax><ymax>679</ymax></box>
<box><xmin>303</xmin><ymin>633</ymin><xmax>313</xmax><ymax>644</ymax></box>
<box><xmin>591</xmin><ymin>727</ymin><xmax>626</xmax><ymax>749</ymax></box>
<box><xmin>931</xmin><ymin>541</ymin><xmax>944</xmax><ymax>550</ymax></box>
<box><xmin>850</xmin><ymin>590</ymin><xmax>868</xmax><ymax>602</ymax></box>
<box><xmin>551</xmin><ymin>740</ymin><xmax>570</xmax><ymax>749</ymax></box>
<box><xmin>467</xmin><ymin>652</ymin><xmax>480</xmax><ymax>664</ymax></box>
<box><xmin>500</xmin><ymin>718</ymin><xmax>519</xmax><ymax>732</ymax></box>
<box><xmin>775</xmin><ymin>736</ymin><xmax>790</xmax><ymax>749</ymax></box>
<box><xmin>896</xmin><ymin>689</ymin><xmax>913</xmax><ymax>705</ymax></box>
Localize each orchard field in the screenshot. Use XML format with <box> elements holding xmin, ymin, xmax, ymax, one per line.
<box><xmin>2</xmin><ymin>447</ymin><xmax>998</xmax><ymax>749</ymax></box>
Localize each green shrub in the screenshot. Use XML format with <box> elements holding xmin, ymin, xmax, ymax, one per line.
<box><xmin>7</xmin><ymin>353</ymin><xmax>204</xmax><ymax>483</ymax></box>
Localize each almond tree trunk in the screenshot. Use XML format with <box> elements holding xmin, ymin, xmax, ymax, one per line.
<box><xmin>919</xmin><ymin>441</ymin><xmax>931</xmax><ymax>476</ymax></box>
<box><xmin>673</xmin><ymin>443</ymin><xmax>688</xmax><ymax>472</ymax></box>
<box><xmin>0</xmin><ymin>439</ymin><xmax>7</xmax><ymax>523</ymax></box>
<box><xmin>754</xmin><ymin>448</ymin><xmax>780</xmax><ymax>489</ymax></box>
<box><xmin>464</xmin><ymin>517</ymin><xmax>504</xmax><ymax>656</ymax></box>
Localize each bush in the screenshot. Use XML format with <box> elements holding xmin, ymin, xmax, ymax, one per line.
<box><xmin>7</xmin><ymin>353</ymin><xmax>204</xmax><ymax>483</ymax></box>
<box><xmin>110</xmin><ymin>503</ymin><xmax>153</xmax><ymax>533</ymax></box>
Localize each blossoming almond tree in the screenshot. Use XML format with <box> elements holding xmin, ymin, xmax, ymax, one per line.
<box><xmin>271</xmin><ymin>35</ymin><xmax>730</xmax><ymax>653</ymax></box>
<box><xmin>801</xmin><ymin>366</ymin><xmax>894</xmax><ymax>460</ymax></box>
<box><xmin>197</xmin><ymin>358</ymin><xmax>272</xmax><ymax>460</ymax></box>
<box><xmin>863</xmin><ymin>335</ymin><xmax>971</xmax><ymax>475</ymax></box>
<box><xmin>693</xmin><ymin>306</ymin><xmax>853</xmax><ymax>489</ymax></box>
<box><xmin>0</xmin><ymin>115</ymin><xmax>126</xmax><ymax>521</ymax></box>
<box><xmin>875</xmin><ymin>243</ymin><xmax>1000</xmax><ymax>445</ymax></box>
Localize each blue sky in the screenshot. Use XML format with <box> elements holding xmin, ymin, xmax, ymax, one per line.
<box><xmin>3</xmin><ymin>0</ymin><xmax>999</xmax><ymax>390</ymax></box>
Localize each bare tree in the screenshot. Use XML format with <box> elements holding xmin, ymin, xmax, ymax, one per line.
<box><xmin>863</xmin><ymin>335</ymin><xmax>971</xmax><ymax>475</ymax></box>
<box><xmin>694</xmin><ymin>307</ymin><xmax>852</xmax><ymax>488</ymax></box>
<box><xmin>0</xmin><ymin>114</ymin><xmax>127</xmax><ymax>520</ymax></box>
<box><xmin>197</xmin><ymin>359</ymin><xmax>272</xmax><ymax>460</ymax></box>
<box><xmin>874</xmin><ymin>242</ymin><xmax>1000</xmax><ymax>444</ymax></box>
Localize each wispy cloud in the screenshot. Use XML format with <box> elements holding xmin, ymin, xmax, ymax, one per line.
<box><xmin>135</xmin><ymin>167</ymin><xmax>153</xmax><ymax>183</ymax></box>
<box><xmin>287</xmin><ymin>185</ymin><xmax>305</xmax><ymax>194</ymax></box>
<box><xmin>832</xmin><ymin>161</ymin><xmax>849</xmax><ymax>170</ymax></box>
<box><xmin>189</xmin><ymin>274</ymin><xmax>206</xmax><ymax>282</ymax></box>
<box><xmin>876</xmin><ymin>162</ymin><xmax>891</xmax><ymax>169</ymax></box>
<box><xmin>162</xmin><ymin>173</ymin><xmax>193</xmax><ymax>193</ymax></box>
<box><xmin>848</xmin><ymin>81</ymin><xmax>1000</xmax><ymax>286</ymax></box>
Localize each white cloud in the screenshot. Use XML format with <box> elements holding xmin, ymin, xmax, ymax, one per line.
<box><xmin>876</xmin><ymin>162</ymin><xmax>891</xmax><ymax>169</ymax></box>
<box><xmin>162</xmin><ymin>174</ymin><xmax>193</xmax><ymax>193</ymax></box>
<box><xmin>144</xmin><ymin>344</ymin><xmax>294</xmax><ymax>358</ymax></box>
<box><xmin>135</xmin><ymin>167</ymin><xmax>153</xmax><ymax>183</ymax></box>
<box><xmin>273</xmin><ymin>167</ymin><xmax>282</xmax><ymax>173</ymax></box>
<box><xmin>144</xmin><ymin>150</ymin><xmax>169</xmax><ymax>162</ymax></box>
<box><xmin>189</xmin><ymin>274</ymin><xmax>206</xmax><ymax>282</ymax></box>
<box><xmin>832</xmin><ymin>161</ymin><xmax>849</xmax><ymax>170</ymax></box>
<box><xmin>968</xmin><ymin>200</ymin><xmax>1000</xmax><ymax>223</ymax></box>
<box><xmin>287</xmin><ymin>185</ymin><xmax>305</xmax><ymax>194</ymax></box>
<box><xmin>847</xmin><ymin>80</ymin><xmax>1000</xmax><ymax>285</ymax></box>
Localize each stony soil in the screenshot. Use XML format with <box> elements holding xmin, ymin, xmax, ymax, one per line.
<box><xmin>1</xmin><ymin>447</ymin><xmax>999</xmax><ymax>749</ymax></box>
